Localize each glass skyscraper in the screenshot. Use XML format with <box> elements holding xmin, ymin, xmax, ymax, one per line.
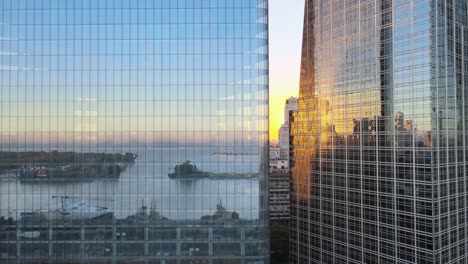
<box><xmin>291</xmin><ymin>0</ymin><xmax>467</xmax><ymax>263</ymax></box>
<box><xmin>0</xmin><ymin>1</ymin><xmax>269</xmax><ymax>263</ymax></box>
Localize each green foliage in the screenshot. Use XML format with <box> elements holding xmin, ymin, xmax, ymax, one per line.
<box><xmin>175</xmin><ymin>161</ymin><xmax>197</xmax><ymax>174</ymax></box>
<box><xmin>0</xmin><ymin>151</ymin><xmax>136</xmax><ymax>171</ymax></box>
<box><xmin>270</xmin><ymin>224</ymin><xmax>289</xmax><ymax>264</ymax></box>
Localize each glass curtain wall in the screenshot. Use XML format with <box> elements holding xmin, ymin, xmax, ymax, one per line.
<box><xmin>0</xmin><ymin>0</ymin><xmax>269</xmax><ymax>263</ymax></box>
<box><xmin>290</xmin><ymin>0</ymin><xmax>468</xmax><ymax>264</ymax></box>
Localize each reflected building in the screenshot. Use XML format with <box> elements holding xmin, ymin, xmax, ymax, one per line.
<box><xmin>290</xmin><ymin>1</ymin><xmax>467</xmax><ymax>264</ymax></box>
<box><xmin>0</xmin><ymin>0</ymin><xmax>269</xmax><ymax>263</ymax></box>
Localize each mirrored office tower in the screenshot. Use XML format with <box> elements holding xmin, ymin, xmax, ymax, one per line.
<box><xmin>290</xmin><ymin>0</ymin><xmax>468</xmax><ymax>263</ymax></box>
<box><xmin>0</xmin><ymin>1</ymin><xmax>269</xmax><ymax>263</ymax></box>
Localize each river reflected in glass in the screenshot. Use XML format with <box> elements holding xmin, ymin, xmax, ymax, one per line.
<box><xmin>0</xmin><ymin>148</ymin><xmax>260</xmax><ymax>220</ymax></box>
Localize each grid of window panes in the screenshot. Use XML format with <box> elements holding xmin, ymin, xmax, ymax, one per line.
<box><xmin>434</xmin><ymin>0</ymin><xmax>468</xmax><ymax>263</ymax></box>
<box><xmin>0</xmin><ymin>0</ymin><xmax>269</xmax><ymax>263</ymax></box>
<box><xmin>290</xmin><ymin>0</ymin><xmax>468</xmax><ymax>264</ymax></box>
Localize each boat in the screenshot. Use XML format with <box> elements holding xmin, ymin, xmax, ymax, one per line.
<box><xmin>39</xmin><ymin>196</ymin><xmax>111</xmax><ymax>221</ymax></box>
<box><xmin>42</xmin><ymin>202</ymin><xmax>110</xmax><ymax>220</ymax></box>
<box><xmin>168</xmin><ymin>161</ymin><xmax>210</xmax><ymax>179</ymax></box>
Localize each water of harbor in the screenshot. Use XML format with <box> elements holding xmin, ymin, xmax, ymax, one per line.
<box><xmin>0</xmin><ymin>148</ymin><xmax>263</xmax><ymax>220</ymax></box>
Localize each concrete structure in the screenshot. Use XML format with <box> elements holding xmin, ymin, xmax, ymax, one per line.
<box><xmin>269</xmin><ymin>170</ymin><xmax>290</xmax><ymax>225</ymax></box>
<box><xmin>278</xmin><ymin>97</ymin><xmax>298</xmax><ymax>160</ymax></box>
<box><xmin>269</xmin><ymin>146</ymin><xmax>281</xmax><ymax>160</ymax></box>
<box><xmin>269</xmin><ymin>159</ymin><xmax>289</xmax><ymax>172</ymax></box>
<box><xmin>270</xmin><ymin>97</ymin><xmax>297</xmax><ymax>225</ymax></box>
<box><xmin>278</xmin><ymin>124</ymin><xmax>290</xmax><ymax>160</ymax></box>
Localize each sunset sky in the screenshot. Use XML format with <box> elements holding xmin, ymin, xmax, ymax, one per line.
<box><xmin>269</xmin><ymin>1</ymin><xmax>304</xmax><ymax>141</ymax></box>
<box><xmin>1</xmin><ymin>1</ymin><xmax>304</xmax><ymax>145</ymax></box>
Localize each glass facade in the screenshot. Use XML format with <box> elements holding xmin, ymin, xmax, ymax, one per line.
<box><xmin>290</xmin><ymin>0</ymin><xmax>468</xmax><ymax>263</ymax></box>
<box><xmin>0</xmin><ymin>0</ymin><xmax>269</xmax><ymax>263</ymax></box>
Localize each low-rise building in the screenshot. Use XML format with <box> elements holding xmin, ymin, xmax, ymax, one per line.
<box><xmin>269</xmin><ymin>169</ymin><xmax>289</xmax><ymax>225</ymax></box>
